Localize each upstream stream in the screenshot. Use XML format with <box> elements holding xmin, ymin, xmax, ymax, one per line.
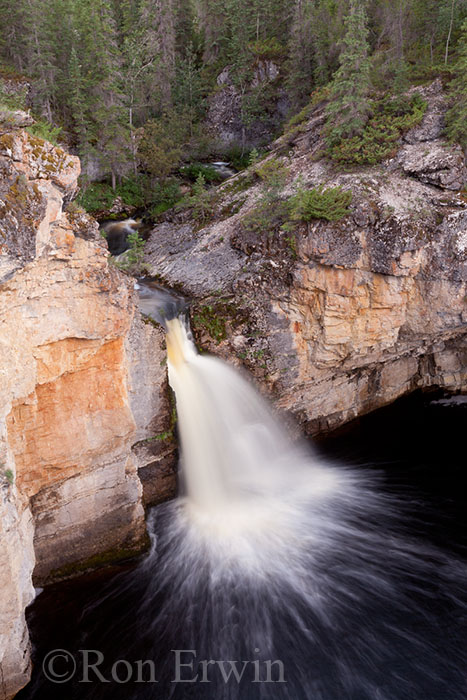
<box><xmin>17</xmin><ymin>293</ymin><xmax>467</xmax><ymax>700</ymax></box>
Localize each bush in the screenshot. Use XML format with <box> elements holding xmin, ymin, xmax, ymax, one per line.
<box><xmin>222</xmin><ymin>145</ymin><xmax>260</xmax><ymax>171</ymax></box>
<box><xmin>179</xmin><ymin>174</ymin><xmax>216</xmax><ymax>224</ymax></box>
<box><xmin>239</xmin><ymin>198</ymin><xmax>290</xmax><ymax>236</ymax></box>
<box><xmin>327</xmin><ymin>93</ymin><xmax>427</xmax><ymax>166</ymax></box>
<box><xmin>126</xmin><ymin>231</ymin><xmax>145</xmax><ymax>268</ymax></box>
<box><xmin>76</xmin><ymin>181</ymin><xmax>115</xmax><ymax>212</ymax></box>
<box><xmin>289</xmin><ymin>185</ymin><xmax>352</xmax><ymax>222</ymax></box>
<box><xmin>26</xmin><ymin>120</ymin><xmax>62</xmax><ymax>146</ymax></box>
<box><xmin>147</xmin><ymin>180</ymin><xmax>182</xmax><ymax>218</ymax></box>
<box><xmin>180</xmin><ymin>163</ymin><xmax>224</xmax><ymax>183</ymax></box>
<box><xmin>248</xmin><ymin>38</ymin><xmax>286</xmax><ymax>61</ymax></box>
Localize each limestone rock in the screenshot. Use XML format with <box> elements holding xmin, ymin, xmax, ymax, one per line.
<box><xmin>399</xmin><ymin>140</ymin><xmax>466</xmax><ymax>190</ymax></box>
<box><xmin>0</xmin><ymin>128</ymin><xmax>173</xmax><ymax>697</ymax></box>
<box><xmin>146</xmin><ymin>80</ymin><xmax>467</xmax><ymax>434</ymax></box>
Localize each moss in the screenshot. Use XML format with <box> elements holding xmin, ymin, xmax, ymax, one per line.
<box><xmin>45</xmin><ymin>537</ymin><xmax>150</xmax><ymax>583</ymax></box>
<box><xmin>143</xmin><ymin>404</ymin><xmax>177</xmax><ymax>444</ymax></box>
<box><xmin>0</xmin><ymin>132</ymin><xmax>14</xmax><ymax>150</ymax></box>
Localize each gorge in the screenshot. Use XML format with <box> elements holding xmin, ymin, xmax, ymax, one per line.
<box><xmin>0</xmin><ymin>75</ymin><xmax>466</xmax><ymax>700</ymax></box>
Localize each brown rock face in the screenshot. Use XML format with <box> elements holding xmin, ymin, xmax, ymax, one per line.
<box><xmin>146</xmin><ymin>80</ymin><xmax>467</xmax><ymax>434</ymax></box>
<box><xmin>0</xmin><ymin>127</ymin><xmax>173</xmax><ymax>698</ymax></box>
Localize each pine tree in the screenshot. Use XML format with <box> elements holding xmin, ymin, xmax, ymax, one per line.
<box><xmin>325</xmin><ymin>0</ymin><xmax>371</xmax><ymax>146</ymax></box>
<box><xmin>287</xmin><ymin>0</ymin><xmax>314</xmax><ymax>111</ymax></box>
<box><xmin>446</xmin><ymin>19</ymin><xmax>467</xmax><ymax>150</ymax></box>
<box><xmin>310</xmin><ymin>0</ymin><xmax>349</xmax><ymax>86</ymax></box>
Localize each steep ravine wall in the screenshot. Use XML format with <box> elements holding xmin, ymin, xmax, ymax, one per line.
<box><xmin>145</xmin><ymin>80</ymin><xmax>467</xmax><ymax>432</ymax></box>
<box><xmin>0</xmin><ymin>121</ymin><xmax>175</xmax><ymax>699</ymax></box>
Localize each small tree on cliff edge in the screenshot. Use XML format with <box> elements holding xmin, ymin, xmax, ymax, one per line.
<box><xmin>325</xmin><ymin>0</ymin><xmax>371</xmax><ymax>148</ymax></box>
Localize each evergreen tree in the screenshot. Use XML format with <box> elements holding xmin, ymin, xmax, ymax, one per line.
<box><xmin>310</xmin><ymin>0</ymin><xmax>349</xmax><ymax>86</ymax></box>
<box><xmin>446</xmin><ymin>19</ymin><xmax>467</xmax><ymax>150</ymax></box>
<box><xmin>287</xmin><ymin>0</ymin><xmax>314</xmax><ymax>111</ymax></box>
<box><xmin>325</xmin><ymin>0</ymin><xmax>371</xmax><ymax>146</ymax></box>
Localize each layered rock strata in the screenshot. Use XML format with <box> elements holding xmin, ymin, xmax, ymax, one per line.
<box><xmin>0</xmin><ymin>122</ymin><xmax>174</xmax><ymax>698</ymax></box>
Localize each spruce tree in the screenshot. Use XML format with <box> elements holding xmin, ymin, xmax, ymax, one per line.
<box><xmin>287</xmin><ymin>0</ymin><xmax>314</xmax><ymax>111</ymax></box>
<box><xmin>446</xmin><ymin>19</ymin><xmax>467</xmax><ymax>150</ymax></box>
<box><xmin>325</xmin><ymin>0</ymin><xmax>371</xmax><ymax>147</ymax></box>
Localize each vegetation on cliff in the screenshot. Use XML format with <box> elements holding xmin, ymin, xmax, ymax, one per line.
<box><xmin>1</xmin><ymin>0</ymin><xmax>465</xmax><ymax>214</ymax></box>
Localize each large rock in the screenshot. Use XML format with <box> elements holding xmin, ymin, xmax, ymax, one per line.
<box><xmin>0</xmin><ymin>129</ymin><xmax>174</xmax><ymax>697</ymax></box>
<box><xmin>206</xmin><ymin>61</ymin><xmax>288</xmax><ymax>149</ymax></box>
<box><xmin>146</xmin><ymin>81</ymin><xmax>467</xmax><ymax>434</ymax></box>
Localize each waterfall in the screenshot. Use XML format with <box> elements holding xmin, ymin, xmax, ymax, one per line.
<box><xmin>21</xmin><ymin>302</ymin><xmax>467</xmax><ymax>700</ymax></box>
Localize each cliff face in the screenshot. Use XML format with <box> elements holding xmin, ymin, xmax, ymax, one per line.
<box><xmin>0</xmin><ymin>119</ymin><xmax>174</xmax><ymax>698</ymax></box>
<box><xmin>146</xmin><ymin>80</ymin><xmax>467</xmax><ymax>432</ymax></box>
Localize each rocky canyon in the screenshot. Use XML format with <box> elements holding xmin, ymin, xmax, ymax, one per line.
<box><xmin>0</xmin><ymin>78</ymin><xmax>466</xmax><ymax>699</ymax></box>
<box><xmin>0</xmin><ymin>117</ymin><xmax>175</xmax><ymax>699</ymax></box>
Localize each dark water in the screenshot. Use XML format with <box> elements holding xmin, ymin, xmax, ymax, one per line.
<box><xmin>17</xmin><ymin>390</ymin><xmax>467</xmax><ymax>700</ymax></box>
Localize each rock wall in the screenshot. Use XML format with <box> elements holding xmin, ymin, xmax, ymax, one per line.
<box><xmin>0</xmin><ymin>119</ymin><xmax>174</xmax><ymax>698</ymax></box>
<box><xmin>206</xmin><ymin>60</ymin><xmax>288</xmax><ymax>150</ymax></box>
<box><xmin>146</xmin><ymin>80</ymin><xmax>467</xmax><ymax>433</ymax></box>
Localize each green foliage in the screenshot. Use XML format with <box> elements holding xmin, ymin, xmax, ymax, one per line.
<box><xmin>147</xmin><ymin>180</ymin><xmax>183</xmax><ymax>218</ymax></box>
<box><xmin>446</xmin><ymin>20</ymin><xmax>467</xmax><ymax>149</ymax></box>
<box><xmin>192</xmin><ymin>305</ymin><xmax>227</xmax><ymax>344</ymax></box>
<box><xmin>327</xmin><ymin>93</ymin><xmax>427</xmax><ymax>165</ymax></box>
<box><xmin>76</xmin><ymin>182</ymin><xmax>115</xmax><ymax>212</ymax></box>
<box><xmin>222</xmin><ymin>145</ymin><xmax>258</xmax><ymax>171</ymax></box>
<box><xmin>325</xmin><ymin>0</ymin><xmax>372</xmax><ymax>147</ymax></box>
<box><xmin>180</xmin><ymin>163</ymin><xmax>224</xmax><ymax>183</ymax></box>
<box><xmin>248</xmin><ymin>148</ymin><xmax>259</xmax><ymax>166</ymax></box>
<box><xmin>254</xmin><ymin>157</ymin><xmax>289</xmax><ymax>196</ymax></box>
<box><xmin>113</xmin><ymin>230</ymin><xmax>146</xmax><ymax>275</ymax></box>
<box><xmin>76</xmin><ymin>176</ymin><xmax>146</xmax><ymax>213</ymax></box>
<box><xmin>3</xmin><ymin>469</ymin><xmax>14</xmax><ymax>486</ymax></box>
<box><xmin>180</xmin><ymin>173</ymin><xmax>217</xmax><ymax>224</ymax></box>
<box><xmin>24</xmin><ymin>119</ymin><xmax>62</xmax><ymax>146</ymax></box>
<box><xmin>0</xmin><ymin>83</ymin><xmax>27</xmax><ymax>112</ymax></box>
<box><xmin>126</xmin><ymin>231</ymin><xmax>145</xmax><ymax>267</ymax></box>
<box><xmin>289</xmin><ymin>184</ymin><xmax>352</xmax><ymax>222</ymax></box>
<box><xmin>138</xmin><ymin>113</ymin><xmax>188</xmax><ymax>181</ymax></box>
<box><xmin>248</xmin><ymin>37</ymin><xmax>286</xmax><ymax>60</ymax></box>
<box><xmin>239</xmin><ymin>198</ymin><xmax>290</xmax><ymax>236</ymax></box>
<box><xmin>1</xmin><ymin>0</ymin><xmax>465</xmax><ymax>196</ymax></box>
<box><xmin>284</xmin><ymin>86</ymin><xmax>330</xmax><ymax>134</ymax></box>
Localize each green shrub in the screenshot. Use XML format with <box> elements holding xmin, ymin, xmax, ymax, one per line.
<box><xmin>192</xmin><ymin>305</ymin><xmax>227</xmax><ymax>343</ymax></box>
<box><xmin>289</xmin><ymin>185</ymin><xmax>352</xmax><ymax>222</ymax></box>
<box><xmin>179</xmin><ymin>173</ymin><xmax>216</xmax><ymax>224</ymax></box>
<box><xmin>239</xmin><ymin>198</ymin><xmax>290</xmax><ymax>236</ymax></box>
<box><xmin>76</xmin><ymin>181</ymin><xmax>115</xmax><ymax>212</ymax></box>
<box><xmin>180</xmin><ymin>163</ymin><xmax>224</xmax><ymax>183</ymax></box>
<box><xmin>327</xmin><ymin>93</ymin><xmax>427</xmax><ymax>166</ymax></box>
<box><xmin>77</xmin><ymin>175</ymin><xmax>149</xmax><ymax>214</ymax></box>
<box><xmin>147</xmin><ymin>180</ymin><xmax>182</xmax><ymax>218</ymax></box>
<box><xmin>222</xmin><ymin>145</ymin><xmax>260</xmax><ymax>171</ymax></box>
<box><xmin>26</xmin><ymin>120</ymin><xmax>62</xmax><ymax>145</ymax></box>
<box><xmin>255</xmin><ymin>156</ymin><xmax>288</xmax><ymax>182</ymax></box>
<box><xmin>248</xmin><ymin>38</ymin><xmax>286</xmax><ymax>61</ymax></box>
<box><xmin>126</xmin><ymin>231</ymin><xmax>145</xmax><ymax>267</ymax></box>
<box><xmin>3</xmin><ymin>469</ymin><xmax>14</xmax><ymax>486</ymax></box>
<box><xmin>283</xmin><ymin>86</ymin><xmax>330</xmax><ymax>134</ymax></box>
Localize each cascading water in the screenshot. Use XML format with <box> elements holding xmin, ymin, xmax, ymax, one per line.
<box><xmin>19</xmin><ymin>299</ymin><xmax>467</xmax><ymax>700</ymax></box>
